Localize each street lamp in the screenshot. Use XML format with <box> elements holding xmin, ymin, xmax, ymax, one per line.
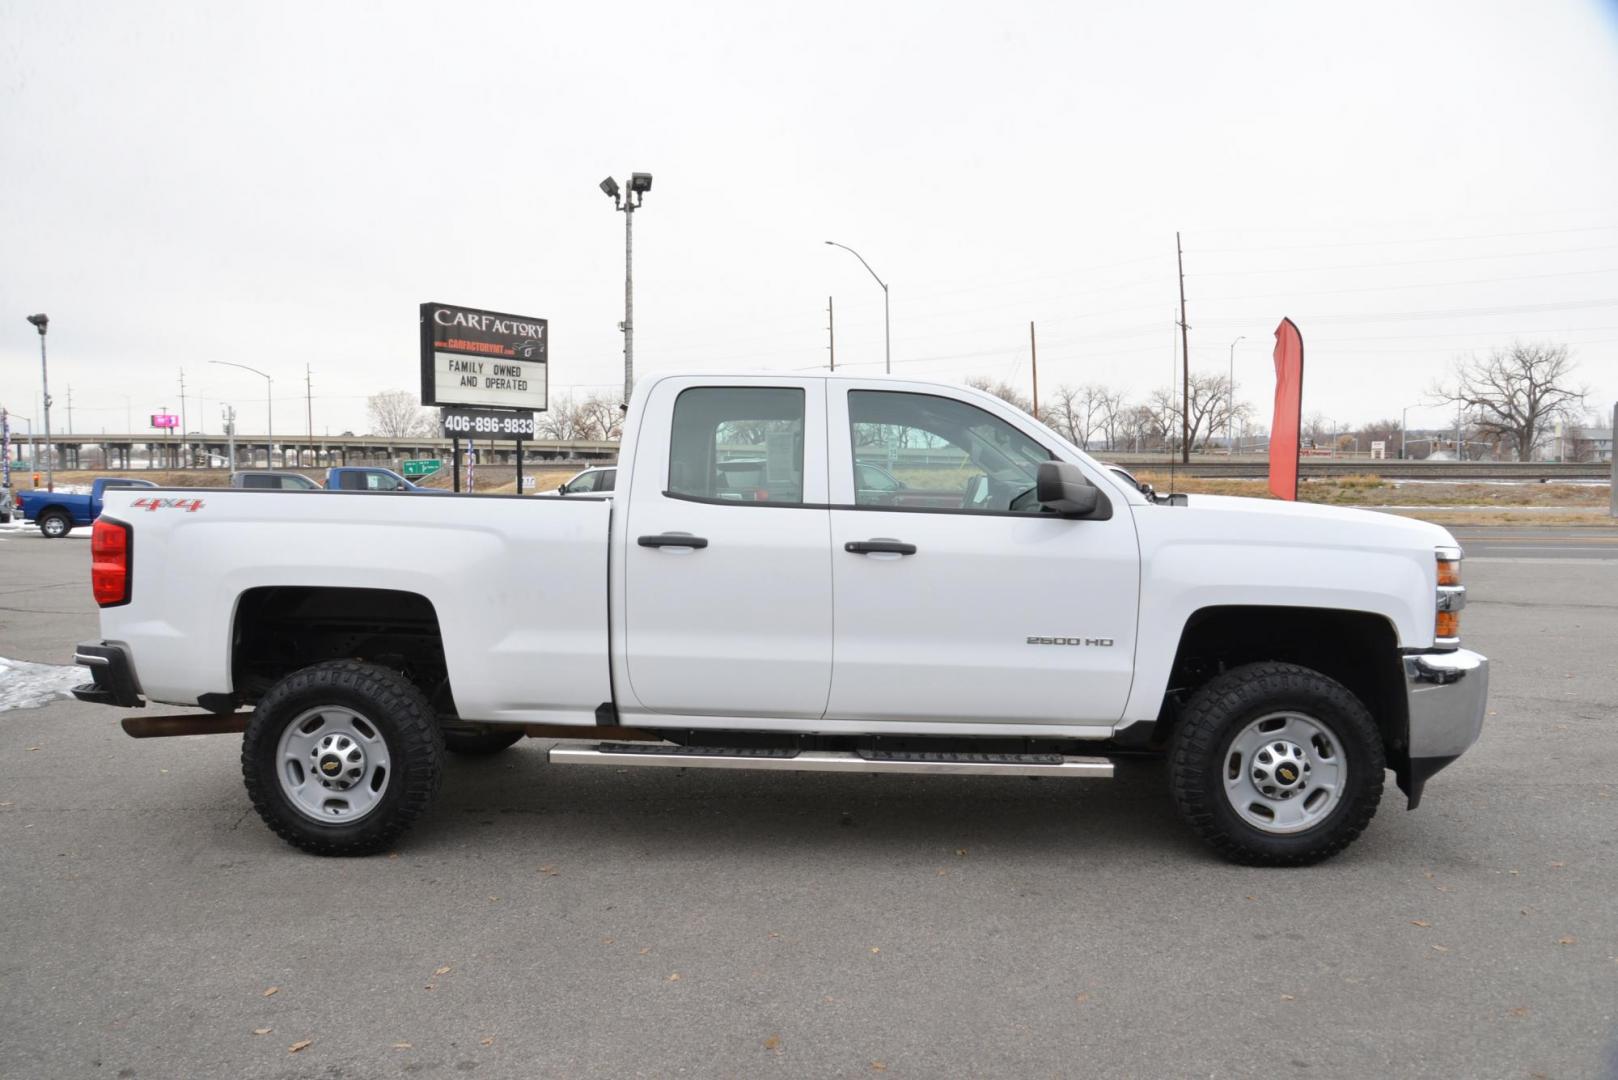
<box><xmin>210</xmin><ymin>360</ymin><xmax>272</xmax><ymax>467</ymax></box>
<box><xmin>601</xmin><ymin>172</ymin><xmax>653</xmax><ymax>407</ymax></box>
<box><xmin>1400</xmin><ymin>403</ymin><xmax>1424</xmax><ymax>461</ymax></box>
<box><xmin>25</xmin><ymin>314</ymin><xmax>52</xmax><ymax>491</ymax></box>
<box><xmin>1227</xmin><ymin>335</ymin><xmax>1245</xmax><ymax>455</ymax></box>
<box><xmin>825</xmin><ymin>241</ymin><xmax>890</xmax><ymax>375</ymax></box>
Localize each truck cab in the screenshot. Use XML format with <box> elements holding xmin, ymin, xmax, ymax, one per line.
<box><xmin>20</xmin><ymin>477</ymin><xmax>158</xmax><ymax>538</ymax></box>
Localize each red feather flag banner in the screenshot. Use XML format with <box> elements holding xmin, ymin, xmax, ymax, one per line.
<box><xmin>1268</xmin><ymin>317</ymin><xmax>1305</xmax><ymax>501</ymax></box>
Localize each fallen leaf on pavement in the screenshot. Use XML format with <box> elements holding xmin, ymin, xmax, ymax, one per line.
<box><xmin>871</xmin><ymin>1063</ymin><xmax>887</xmax><ymax>1073</ymax></box>
<box><xmin>1509</xmin><ymin>1007</ymin><xmax>1530</xmax><ymax>1018</ymax></box>
<box><xmin>1410</xmin><ymin>920</ymin><xmax>1430</xmax><ymax>928</ymax></box>
<box><xmin>1558</xmin><ymin>936</ymin><xmax>1576</xmax><ymax>945</ymax></box>
<box><xmin>639</xmin><ymin>948</ymin><xmax>652</xmax><ymax>956</ymax></box>
<box><xmin>1280</xmin><ymin>994</ymin><xmax>1295</xmax><ymax>1001</ymax></box>
<box><xmin>602</xmin><ymin>937</ymin><xmax>614</xmax><ymax>945</ymax></box>
<box><xmin>393</xmin><ymin>1042</ymin><xmax>412</xmax><ymax>1049</ymax></box>
<box><xmin>667</xmin><ymin>972</ymin><xmax>681</xmax><ymax>982</ymax></box>
<box><xmin>954</xmin><ymin>848</ymin><xmax>967</xmax><ymax>856</ymax></box>
<box><xmin>434</xmin><ymin>966</ymin><xmax>451</xmax><ymax>976</ymax></box>
<box><xmin>288</xmin><ymin>1039</ymin><xmax>312</xmax><ymax>1054</ymax></box>
<box><xmin>481</xmin><ymin>1037</ymin><xmax>495</xmax><ymax>1047</ymax></box>
<box><xmin>539</xmin><ymin>864</ymin><xmax>559</xmax><ymax>875</ymax></box>
<box><xmin>763</xmin><ymin>1035</ymin><xmax>781</xmax><ymax>1052</ymax></box>
<box><xmin>252</xmin><ymin>1028</ymin><xmax>272</xmax><ymax>1036</ymax></box>
<box><xmin>1549</xmin><ymin>861</ymin><xmax>1565</xmax><ymax>869</ymax></box>
<box><xmin>262</xmin><ymin>987</ymin><xmax>279</xmax><ymax>997</ymax></box>
<box><xmin>869</xmin><ymin>947</ymin><xmax>880</xmax><ymax>955</ymax></box>
<box><xmin>1431</xmin><ymin>945</ymin><xmax>1449</xmax><ymax>953</ymax></box>
<box><xmin>1074</xmin><ymin>992</ymin><xmax>1090</xmax><ymax>1005</ymax></box>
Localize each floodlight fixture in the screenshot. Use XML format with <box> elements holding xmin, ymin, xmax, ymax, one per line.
<box><xmin>629</xmin><ymin>172</ymin><xmax>653</xmax><ymax>194</ymax></box>
<box><xmin>26</xmin><ymin>313</ymin><xmax>48</xmax><ymax>334</ymax></box>
<box><xmin>599</xmin><ymin>176</ymin><xmax>620</xmax><ymax>200</ymax></box>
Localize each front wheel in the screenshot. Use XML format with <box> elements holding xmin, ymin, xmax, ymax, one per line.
<box><xmin>241</xmin><ymin>660</ymin><xmax>445</xmax><ymax>855</ymax></box>
<box><xmin>1169</xmin><ymin>662</ymin><xmax>1385</xmax><ymax>866</ymax></box>
<box><xmin>39</xmin><ymin>512</ymin><xmax>72</xmax><ymax>538</ymax></box>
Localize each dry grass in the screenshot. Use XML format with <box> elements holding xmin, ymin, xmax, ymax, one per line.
<box><xmin>1131</xmin><ymin>471</ymin><xmax>1610</xmax><ymax>509</ymax></box>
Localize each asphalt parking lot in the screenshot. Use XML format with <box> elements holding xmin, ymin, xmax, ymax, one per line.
<box><xmin>1</xmin><ymin>526</ymin><xmax>1615</xmax><ymax>1079</ymax></box>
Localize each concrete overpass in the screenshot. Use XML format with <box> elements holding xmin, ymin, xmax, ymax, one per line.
<box><xmin>16</xmin><ymin>433</ymin><xmax>620</xmax><ymax>471</ymax></box>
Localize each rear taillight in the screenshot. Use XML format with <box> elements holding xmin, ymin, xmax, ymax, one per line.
<box><xmin>91</xmin><ymin>518</ymin><xmax>132</xmax><ymax>607</ymax></box>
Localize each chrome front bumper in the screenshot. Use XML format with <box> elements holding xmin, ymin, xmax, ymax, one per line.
<box><xmin>1399</xmin><ymin>648</ymin><xmax>1488</xmax><ymax>808</ymax></box>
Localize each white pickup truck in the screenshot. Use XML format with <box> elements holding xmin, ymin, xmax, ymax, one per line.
<box><xmin>72</xmin><ymin>374</ymin><xmax>1487</xmax><ymax>865</ymax></box>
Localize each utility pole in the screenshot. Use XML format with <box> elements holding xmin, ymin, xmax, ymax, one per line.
<box><xmin>222</xmin><ymin>404</ymin><xmax>237</xmax><ymax>469</ymax></box>
<box><xmin>305</xmin><ymin>364</ymin><xmax>314</xmax><ymax>468</ymax></box>
<box><xmin>26</xmin><ymin>314</ymin><xmax>52</xmax><ymax>491</ymax></box>
<box><xmin>66</xmin><ymin>386</ymin><xmax>73</xmax><ymax>434</ymax></box>
<box><xmin>1176</xmin><ymin>233</ymin><xmax>1191</xmax><ymax>465</ymax></box>
<box><xmin>1029</xmin><ymin>321</ymin><xmax>1040</xmax><ymax>420</ymax></box>
<box><xmin>178</xmin><ymin>368</ymin><xmax>186</xmax><ymax>467</ymax></box>
<box><xmin>826</xmin><ymin>296</ymin><xmax>835</xmax><ymax>371</ymax></box>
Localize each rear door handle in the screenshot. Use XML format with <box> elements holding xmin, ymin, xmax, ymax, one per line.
<box><xmin>844</xmin><ymin>540</ymin><xmax>917</xmax><ymax>556</ymax></box>
<box><xmin>638</xmin><ymin>532</ymin><xmax>709</xmax><ymax>549</ymax></box>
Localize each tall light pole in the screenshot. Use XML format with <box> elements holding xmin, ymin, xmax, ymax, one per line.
<box><xmin>1400</xmin><ymin>403</ymin><xmax>1424</xmax><ymax>461</ymax></box>
<box><xmin>26</xmin><ymin>314</ymin><xmax>52</xmax><ymax>491</ymax></box>
<box><xmin>1227</xmin><ymin>335</ymin><xmax>1245</xmax><ymax>455</ymax></box>
<box><xmin>600</xmin><ymin>173</ymin><xmax>653</xmax><ymax>407</ymax></box>
<box><xmin>825</xmin><ymin>241</ymin><xmax>890</xmax><ymax>374</ymax></box>
<box><xmin>210</xmin><ymin>360</ymin><xmax>272</xmax><ymax>467</ymax></box>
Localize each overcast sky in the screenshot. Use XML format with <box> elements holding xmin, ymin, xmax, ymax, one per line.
<box><xmin>2</xmin><ymin>0</ymin><xmax>1616</xmax><ymax>441</ymax></box>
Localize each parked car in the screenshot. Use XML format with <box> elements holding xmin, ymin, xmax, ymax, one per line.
<box><xmin>72</xmin><ymin>374</ymin><xmax>1487</xmax><ymax>865</ymax></box>
<box><xmin>230</xmin><ymin>470</ymin><xmax>320</xmax><ymax>491</ymax></box>
<box><xmin>19</xmin><ymin>477</ymin><xmax>158</xmax><ymax>538</ymax></box>
<box><xmin>323</xmin><ymin>466</ymin><xmax>450</xmax><ymax>494</ymax></box>
<box><xmin>551</xmin><ymin>466</ymin><xmax>616</xmax><ymax>496</ymax></box>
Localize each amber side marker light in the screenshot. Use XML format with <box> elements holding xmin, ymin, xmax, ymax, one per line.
<box><xmin>91</xmin><ymin>518</ymin><xmax>133</xmax><ymax>607</ymax></box>
<box><xmin>1434</xmin><ymin>547</ymin><xmax>1464</xmax><ymax>646</ymax></box>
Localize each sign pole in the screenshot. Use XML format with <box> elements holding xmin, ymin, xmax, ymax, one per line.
<box><xmin>452</xmin><ymin>438</ymin><xmax>462</xmax><ymax>493</ymax></box>
<box><xmin>515</xmin><ymin>436</ymin><xmax>525</xmax><ymax>495</ymax></box>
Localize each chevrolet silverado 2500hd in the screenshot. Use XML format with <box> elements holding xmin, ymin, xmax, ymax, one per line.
<box><xmin>71</xmin><ymin>375</ymin><xmax>1488</xmax><ymax>865</ymax></box>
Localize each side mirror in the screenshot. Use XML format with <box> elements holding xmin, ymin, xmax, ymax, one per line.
<box><xmin>557</xmin><ymin>483</ymin><xmax>568</xmax><ymax>494</ymax></box>
<box><xmin>1036</xmin><ymin>461</ymin><xmax>1106</xmax><ymax>518</ymax></box>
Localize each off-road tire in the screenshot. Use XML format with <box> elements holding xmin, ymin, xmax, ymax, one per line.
<box><xmin>1169</xmin><ymin>661</ymin><xmax>1384</xmax><ymax>867</ymax></box>
<box><xmin>39</xmin><ymin>511</ymin><xmax>72</xmax><ymax>539</ymax></box>
<box><xmin>241</xmin><ymin>660</ymin><xmax>444</xmax><ymax>856</ymax></box>
<box><xmin>443</xmin><ymin>727</ymin><xmax>525</xmax><ymax>756</ymax></box>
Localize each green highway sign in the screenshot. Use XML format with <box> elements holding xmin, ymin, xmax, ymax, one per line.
<box><xmin>402</xmin><ymin>459</ymin><xmax>443</xmax><ymax>477</ymax></box>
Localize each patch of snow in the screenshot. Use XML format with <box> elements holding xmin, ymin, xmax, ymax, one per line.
<box><xmin>0</xmin><ymin>655</ymin><xmax>84</xmax><ymax>712</ymax></box>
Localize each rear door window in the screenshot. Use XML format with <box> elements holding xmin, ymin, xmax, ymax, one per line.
<box><xmin>668</xmin><ymin>387</ymin><xmax>804</xmax><ymax>504</ymax></box>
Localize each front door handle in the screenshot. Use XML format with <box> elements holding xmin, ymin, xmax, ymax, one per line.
<box><xmin>638</xmin><ymin>533</ymin><xmax>709</xmax><ymax>549</ymax></box>
<box><xmin>844</xmin><ymin>540</ymin><xmax>917</xmax><ymax>556</ymax></box>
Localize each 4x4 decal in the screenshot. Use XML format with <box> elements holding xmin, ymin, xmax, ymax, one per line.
<box><xmin>129</xmin><ymin>497</ymin><xmax>206</xmax><ymax>513</ymax></box>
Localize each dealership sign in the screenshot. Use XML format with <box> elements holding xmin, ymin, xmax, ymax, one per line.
<box><xmin>419</xmin><ymin>302</ymin><xmax>548</xmax><ymax>412</ymax></box>
<box><xmin>151</xmin><ymin>413</ymin><xmax>179</xmax><ymax>429</ymax></box>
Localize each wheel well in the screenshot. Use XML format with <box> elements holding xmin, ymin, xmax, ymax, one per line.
<box><xmin>1165</xmin><ymin>606</ymin><xmax>1408</xmax><ymax>758</ymax></box>
<box><xmin>230</xmin><ymin>587</ymin><xmax>451</xmax><ymax>710</ymax></box>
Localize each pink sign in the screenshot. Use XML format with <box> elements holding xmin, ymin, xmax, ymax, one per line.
<box><xmin>150</xmin><ymin>413</ymin><xmax>178</xmax><ymax>429</ymax></box>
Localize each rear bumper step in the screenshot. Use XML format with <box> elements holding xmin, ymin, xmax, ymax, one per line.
<box><xmin>548</xmin><ymin>744</ymin><xmax>1113</xmax><ymax>778</ymax></box>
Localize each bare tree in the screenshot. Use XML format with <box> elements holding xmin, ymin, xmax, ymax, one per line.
<box><xmin>1431</xmin><ymin>343</ymin><xmax>1586</xmax><ymax>461</ymax></box>
<box><xmin>575</xmin><ymin>394</ymin><xmax>625</xmax><ymax>441</ymax></box>
<box><xmin>1046</xmin><ymin>384</ymin><xmax>1087</xmax><ymax>446</ymax></box>
<box><xmin>367</xmin><ymin>390</ymin><xmax>437</xmax><ymax>438</ymax></box>
<box><xmin>964</xmin><ymin>376</ymin><xmax>1033</xmax><ymax>415</ymax></box>
<box><xmin>1150</xmin><ymin>374</ymin><xmax>1249</xmax><ymax>451</ymax></box>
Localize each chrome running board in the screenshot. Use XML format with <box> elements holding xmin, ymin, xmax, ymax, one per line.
<box><xmin>547</xmin><ymin>743</ymin><xmax>1113</xmax><ymax>778</ymax></box>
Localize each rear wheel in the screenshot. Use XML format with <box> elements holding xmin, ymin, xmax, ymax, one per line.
<box><xmin>1169</xmin><ymin>662</ymin><xmax>1384</xmax><ymax>866</ymax></box>
<box><xmin>39</xmin><ymin>512</ymin><xmax>71</xmax><ymax>538</ymax></box>
<box><xmin>241</xmin><ymin>660</ymin><xmax>444</xmax><ymax>855</ymax></box>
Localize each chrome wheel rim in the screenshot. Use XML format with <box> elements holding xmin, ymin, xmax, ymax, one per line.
<box><xmin>1223</xmin><ymin>711</ymin><xmax>1346</xmax><ymax>835</ymax></box>
<box><xmin>275</xmin><ymin>706</ymin><xmax>392</xmax><ymax>824</ymax></box>
<box><xmin>43</xmin><ymin>517</ymin><xmax>66</xmax><ymax>537</ymax></box>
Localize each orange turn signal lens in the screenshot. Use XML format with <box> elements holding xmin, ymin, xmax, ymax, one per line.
<box><xmin>1437</xmin><ymin>559</ymin><xmax>1461</xmax><ymax>587</ymax></box>
<box><xmin>1435</xmin><ymin>610</ymin><xmax>1460</xmax><ymax>641</ymax></box>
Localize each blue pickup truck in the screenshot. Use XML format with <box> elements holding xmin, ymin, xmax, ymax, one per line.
<box><xmin>18</xmin><ymin>477</ymin><xmax>159</xmax><ymax>538</ymax></box>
